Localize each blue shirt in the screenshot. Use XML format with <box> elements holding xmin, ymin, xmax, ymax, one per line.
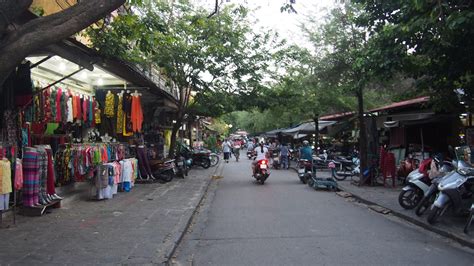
<box><xmin>300</xmin><ymin>146</ymin><xmax>312</xmax><ymax>160</ymax></box>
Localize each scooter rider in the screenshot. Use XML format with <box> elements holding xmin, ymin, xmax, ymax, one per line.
<box><xmin>299</xmin><ymin>140</ymin><xmax>312</xmax><ymax>161</ymax></box>
<box><xmin>252</xmin><ymin>142</ymin><xmax>269</xmax><ymax>175</ymax></box>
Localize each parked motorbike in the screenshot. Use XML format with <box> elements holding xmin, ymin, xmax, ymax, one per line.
<box><xmin>313</xmin><ymin>150</ymin><xmax>333</xmax><ymax>170</ymax></box>
<box><xmin>297</xmin><ymin>159</ymin><xmax>313</xmax><ymax>184</ymax></box>
<box><xmin>415</xmin><ymin>159</ymin><xmax>470</xmax><ymax>216</ymax></box>
<box><xmin>150</xmin><ymin>159</ymin><xmax>176</xmax><ymax>182</ymax></box>
<box><xmin>399</xmin><ymin>159</ymin><xmax>454</xmax><ymax>210</ymax></box>
<box><xmin>254</xmin><ymin>159</ymin><xmax>270</xmax><ymax>184</ymax></box>
<box><xmin>175</xmin><ymin>155</ymin><xmax>192</xmax><ymax>178</ymax></box>
<box><xmin>272</xmin><ymin>150</ymin><xmax>281</xmax><ymax>169</ymax></box>
<box><xmin>331</xmin><ymin>156</ymin><xmax>360</xmax><ymax>181</ymax></box>
<box><xmin>427</xmin><ymin>167</ymin><xmax>474</xmax><ymax>224</ymax></box>
<box><xmin>180</xmin><ymin>144</ymin><xmax>211</xmax><ymax>169</ymax></box>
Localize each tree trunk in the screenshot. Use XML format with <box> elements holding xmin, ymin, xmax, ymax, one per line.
<box><xmin>169</xmin><ymin>118</ymin><xmax>181</xmax><ymax>158</ymax></box>
<box><xmin>356</xmin><ymin>87</ymin><xmax>369</xmax><ymax>186</ymax></box>
<box><xmin>0</xmin><ymin>0</ymin><xmax>125</xmax><ymax>88</ymax></box>
<box><xmin>313</xmin><ymin>116</ymin><xmax>319</xmax><ymax>155</ymax></box>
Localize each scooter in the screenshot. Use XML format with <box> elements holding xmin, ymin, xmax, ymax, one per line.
<box><xmin>398</xmin><ymin>160</ymin><xmax>454</xmax><ymax>210</ymax></box>
<box><xmin>272</xmin><ymin>151</ymin><xmax>281</xmax><ymax>169</ymax></box>
<box><xmin>247</xmin><ymin>150</ymin><xmax>256</xmax><ymax>160</ymax></box>
<box><xmin>254</xmin><ymin>159</ymin><xmax>270</xmax><ymax>184</ymax></box>
<box><xmin>331</xmin><ymin>157</ymin><xmax>360</xmax><ymax>181</ymax></box>
<box><xmin>150</xmin><ymin>159</ymin><xmax>177</xmax><ymax>182</ymax></box>
<box><xmin>297</xmin><ymin>159</ymin><xmax>313</xmax><ymax>184</ymax></box>
<box><xmin>416</xmin><ymin>159</ymin><xmax>468</xmax><ymax>216</ymax></box>
<box><xmin>427</xmin><ymin>167</ymin><xmax>474</xmax><ymax>224</ymax></box>
<box><xmin>175</xmin><ymin>155</ymin><xmax>192</xmax><ymax>178</ymax></box>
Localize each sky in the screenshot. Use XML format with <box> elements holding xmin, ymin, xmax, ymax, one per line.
<box><xmin>194</xmin><ymin>0</ymin><xmax>337</xmax><ymax>47</ymax></box>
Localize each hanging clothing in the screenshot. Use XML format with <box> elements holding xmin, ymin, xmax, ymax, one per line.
<box><xmin>104</xmin><ymin>92</ymin><xmax>115</xmax><ymax>118</ymax></box>
<box><xmin>0</xmin><ymin>158</ymin><xmax>12</xmax><ymax>195</ymax></box>
<box><xmin>45</xmin><ymin>148</ymin><xmax>56</xmax><ymax>195</ymax></box>
<box><xmin>56</xmin><ymin>88</ymin><xmax>63</xmax><ymax>122</ymax></box>
<box><xmin>15</xmin><ymin>158</ymin><xmax>23</xmax><ymax>190</ymax></box>
<box><xmin>23</xmin><ymin>149</ymin><xmax>39</xmax><ymax>207</ymax></box>
<box><xmin>131</xmin><ymin>95</ymin><xmax>143</xmax><ymax>132</ymax></box>
<box><xmin>117</xmin><ymin>95</ymin><xmax>124</xmax><ymax>134</ymax></box>
<box><xmin>67</xmin><ymin>96</ymin><xmax>74</xmax><ymax>122</ymax></box>
<box><xmin>94</xmin><ymin>104</ymin><xmax>102</xmax><ymax>125</ymax></box>
<box><xmin>82</xmin><ymin>96</ymin><xmax>88</xmax><ymax>122</ymax></box>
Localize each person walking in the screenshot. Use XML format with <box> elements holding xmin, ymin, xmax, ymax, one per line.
<box><xmin>280</xmin><ymin>143</ymin><xmax>289</xmax><ymax>169</ymax></box>
<box><xmin>222</xmin><ymin>139</ymin><xmax>233</xmax><ymax>163</ymax></box>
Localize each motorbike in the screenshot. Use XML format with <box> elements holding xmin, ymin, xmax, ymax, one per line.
<box><xmin>180</xmin><ymin>144</ymin><xmax>211</xmax><ymax>169</ymax></box>
<box><xmin>150</xmin><ymin>158</ymin><xmax>177</xmax><ymax>182</ymax></box>
<box><xmin>247</xmin><ymin>150</ymin><xmax>256</xmax><ymax>160</ymax></box>
<box><xmin>427</xmin><ymin>167</ymin><xmax>474</xmax><ymax>224</ymax></box>
<box><xmin>254</xmin><ymin>159</ymin><xmax>270</xmax><ymax>184</ymax></box>
<box><xmin>272</xmin><ymin>150</ymin><xmax>281</xmax><ymax>169</ymax></box>
<box><xmin>297</xmin><ymin>159</ymin><xmax>313</xmax><ymax>184</ymax></box>
<box><xmin>415</xmin><ymin>158</ymin><xmax>470</xmax><ymax>216</ymax></box>
<box><xmin>398</xmin><ymin>159</ymin><xmax>454</xmax><ymax>210</ymax></box>
<box><xmin>331</xmin><ymin>156</ymin><xmax>360</xmax><ymax>181</ymax></box>
<box><xmin>175</xmin><ymin>155</ymin><xmax>192</xmax><ymax>178</ymax></box>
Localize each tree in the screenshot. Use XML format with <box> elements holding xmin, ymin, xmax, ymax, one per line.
<box><xmin>88</xmin><ymin>0</ymin><xmax>276</xmax><ymax>156</ymax></box>
<box><xmin>353</xmin><ymin>0</ymin><xmax>474</xmax><ymax>113</ymax></box>
<box><xmin>0</xmin><ymin>0</ymin><xmax>126</xmax><ymax>89</ymax></box>
<box><xmin>299</xmin><ymin>3</ymin><xmax>387</xmax><ymax>180</ymax></box>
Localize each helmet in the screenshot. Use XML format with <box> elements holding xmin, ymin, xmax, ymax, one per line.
<box><xmin>303</xmin><ymin>140</ymin><xmax>309</xmax><ymax>146</ymax></box>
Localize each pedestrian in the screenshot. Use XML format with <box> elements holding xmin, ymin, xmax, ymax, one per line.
<box><xmin>280</xmin><ymin>143</ymin><xmax>289</xmax><ymax>169</ymax></box>
<box><xmin>222</xmin><ymin>138</ymin><xmax>232</xmax><ymax>163</ymax></box>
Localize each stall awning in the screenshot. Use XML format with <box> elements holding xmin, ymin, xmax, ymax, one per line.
<box><xmin>281</xmin><ymin>120</ymin><xmax>336</xmax><ymax>135</ymax></box>
<box><xmin>383</xmin><ymin>112</ymin><xmax>435</xmax><ymax>128</ymax></box>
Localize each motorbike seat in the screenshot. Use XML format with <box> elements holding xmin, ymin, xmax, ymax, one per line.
<box><xmin>338</xmin><ymin>158</ymin><xmax>352</xmax><ymax>164</ymax></box>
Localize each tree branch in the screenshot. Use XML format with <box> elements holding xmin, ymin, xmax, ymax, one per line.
<box><xmin>0</xmin><ymin>0</ymin><xmax>32</xmax><ymax>37</ymax></box>
<box><xmin>207</xmin><ymin>0</ymin><xmax>219</xmax><ymax>18</ymax></box>
<box><xmin>0</xmin><ymin>0</ymin><xmax>125</xmax><ymax>87</ymax></box>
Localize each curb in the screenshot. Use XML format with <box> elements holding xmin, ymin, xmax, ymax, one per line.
<box><xmin>337</xmin><ymin>183</ymin><xmax>474</xmax><ymax>249</ymax></box>
<box><xmin>163</xmin><ymin>161</ymin><xmax>224</xmax><ymax>265</ymax></box>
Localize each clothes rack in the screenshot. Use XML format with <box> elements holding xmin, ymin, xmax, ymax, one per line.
<box><xmin>0</xmin><ymin>142</ymin><xmax>17</xmax><ymax>227</ymax></box>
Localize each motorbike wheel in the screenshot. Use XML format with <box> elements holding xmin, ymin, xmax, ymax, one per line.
<box><xmin>398</xmin><ymin>187</ymin><xmax>423</xmax><ymax>209</ymax></box>
<box><xmin>427</xmin><ymin>205</ymin><xmax>445</xmax><ymax>225</ymax></box>
<box><xmin>464</xmin><ymin>212</ymin><xmax>473</xmax><ymax>234</ymax></box>
<box><xmin>299</xmin><ymin>175</ymin><xmax>307</xmax><ymax>184</ymax></box>
<box><xmin>210</xmin><ymin>154</ymin><xmax>219</xmax><ymax>167</ymax></box>
<box><xmin>201</xmin><ymin>159</ymin><xmax>211</xmax><ymax>169</ymax></box>
<box><xmin>159</xmin><ymin>170</ymin><xmax>174</xmax><ymax>183</ymax></box>
<box><xmin>415</xmin><ymin>195</ymin><xmax>434</xmax><ymax>216</ymax></box>
<box><xmin>184</xmin><ymin>164</ymin><xmax>189</xmax><ymax>177</ymax></box>
<box><xmin>332</xmin><ymin>169</ymin><xmax>348</xmax><ymax>181</ymax></box>
<box><xmin>307</xmin><ymin>177</ymin><xmax>314</xmax><ymax>188</ymax></box>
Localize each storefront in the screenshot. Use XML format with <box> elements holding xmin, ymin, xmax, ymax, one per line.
<box><xmin>0</xmin><ymin>39</ymin><xmax>179</xmax><ymax>221</ymax></box>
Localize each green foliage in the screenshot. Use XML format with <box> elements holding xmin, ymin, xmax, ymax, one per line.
<box><xmin>353</xmin><ymin>0</ymin><xmax>474</xmax><ymax>112</ymax></box>
<box><xmin>87</xmin><ymin>0</ymin><xmax>277</xmax><ymax>117</ymax></box>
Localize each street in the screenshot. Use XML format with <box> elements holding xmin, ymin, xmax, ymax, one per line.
<box><xmin>174</xmin><ymin>153</ymin><xmax>474</xmax><ymax>266</ymax></box>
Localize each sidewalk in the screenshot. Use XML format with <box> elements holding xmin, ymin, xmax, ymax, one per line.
<box><xmin>0</xmin><ymin>163</ymin><xmax>222</xmax><ymax>264</ymax></box>
<box><xmin>315</xmin><ymin>170</ymin><xmax>474</xmax><ymax>249</ymax></box>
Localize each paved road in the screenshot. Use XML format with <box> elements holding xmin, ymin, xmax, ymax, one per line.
<box><xmin>174</xmin><ymin>153</ymin><xmax>474</xmax><ymax>266</ymax></box>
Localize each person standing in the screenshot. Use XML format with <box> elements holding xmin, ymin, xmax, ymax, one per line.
<box><xmin>222</xmin><ymin>139</ymin><xmax>233</xmax><ymax>163</ymax></box>
<box><xmin>280</xmin><ymin>143</ymin><xmax>289</xmax><ymax>169</ymax></box>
